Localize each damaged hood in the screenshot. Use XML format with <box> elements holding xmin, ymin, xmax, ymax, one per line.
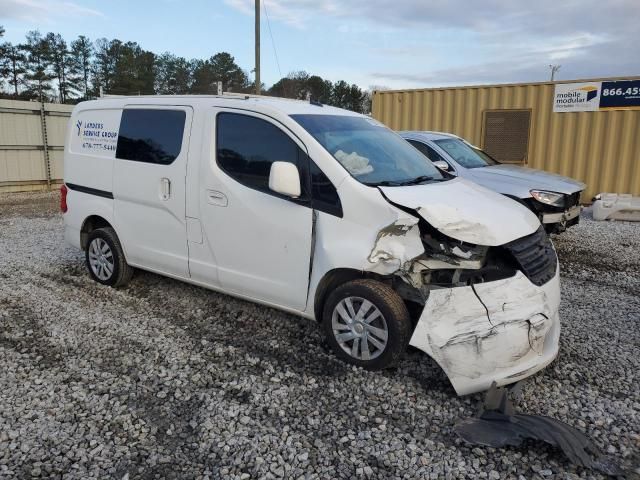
<box><xmin>380</xmin><ymin>178</ymin><xmax>540</xmax><ymax>246</ymax></box>
<box><xmin>469</xmin><ymin>164</ymin><xmax>586</xmax><ymax>195</ymax></box>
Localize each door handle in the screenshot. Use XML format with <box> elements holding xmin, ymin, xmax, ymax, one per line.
<box><xmin>160</xmin><ymin>178</ymin><xmax>171</xmax><ymax>201</ymax></box>
<box><xmin>206</xmin><ymin>189</ymin><xmax>228</xmax><ymax>207</ymax></box>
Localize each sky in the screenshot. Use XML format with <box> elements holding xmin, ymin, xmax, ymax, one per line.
<box><xmin>0</xmin><ymin>0</ymin><xmax>638</xmax><ymax>90</ymax></box>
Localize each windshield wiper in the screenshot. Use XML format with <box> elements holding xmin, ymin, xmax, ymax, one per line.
<box><xmin>397</xmin><ymin>175</ymin><xmax>437</xmax><ymax>185</ymax></box>
<box><xmin>364</xmin><ymin>175</ymin><xmax>445</xmax><ymax>187</ymax></box>
<box><xmin>363</xmin><ymin>180</ymin><xmax>406</xmax><ymax>186</ymax></box>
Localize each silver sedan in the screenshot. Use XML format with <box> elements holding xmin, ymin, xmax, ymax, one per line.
<box><xmin>400</xmin><ymin>131</ymin><xmax>586</xmax><ymax>233</ymax></box>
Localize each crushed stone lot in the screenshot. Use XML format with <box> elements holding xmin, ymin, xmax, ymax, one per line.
<box><xmin>0</xmin><ymin>191</ymin><xmax>639</xmax><ymax>480</ymax></box>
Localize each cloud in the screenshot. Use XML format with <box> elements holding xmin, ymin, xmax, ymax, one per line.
<box><xmin>0</xmin><ymin>0</ymin><xmax>104</xmax><ymax>22</ymax></box>
<box><xmin>226</xmin><ymin>0</ymin><xmax>639</xmax><ymax>87</ymax></box>
<box><xmin>371</xmin><ymin>35</ymin><xmax>636</xmax><ymax>88</ymax></box>
<box><xmin>224</xmin><ymin>0</ymin><xmax>312</xmax><ymax>28</ymax></box>
<box><xmin>224</xmin><ymin>0</ymin><xmax>638</xmax><ymax>33</ymax></box>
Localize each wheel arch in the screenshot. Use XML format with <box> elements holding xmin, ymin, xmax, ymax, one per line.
<box><xmin>313</xmin><ymin>268</ymin><xmax>390</xmax><ymax>323</ymax></box>
<box><xmin>80</xmin><ymin>215</ymin><xmax>114</xmax><ymax>250</ymax></box>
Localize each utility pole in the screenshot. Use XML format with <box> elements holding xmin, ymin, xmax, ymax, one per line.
<box><xmin>255</xmin><ymin>0</ymin><xmax>261</xmax><ymax>95</ymax></box>
<box><xmin>549</xmin><ymin>64</ymin><xmax>561</xmax><ymax>81</ymax></box>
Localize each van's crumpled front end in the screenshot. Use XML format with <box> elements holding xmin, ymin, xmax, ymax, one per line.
<box><xmin>370</xmin><ymin>180</ymin><xmax>561</xmax><ymax>395</ymax></box>
<box><xmin>410</xmin><ymin>252</ymin><xmax>560</xmax><ymax>396</ymax></box>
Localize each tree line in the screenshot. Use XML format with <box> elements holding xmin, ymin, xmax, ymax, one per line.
<box><xmin>0</xmin><ymin>27</ymin><xmax>371</xmax><ymax>113</ymax></box>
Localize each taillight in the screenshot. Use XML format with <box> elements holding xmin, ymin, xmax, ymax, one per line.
<box><xmin>60</xmin><ymin>184</ymin><xmax>68</xmax><ymax>213</ymax></box>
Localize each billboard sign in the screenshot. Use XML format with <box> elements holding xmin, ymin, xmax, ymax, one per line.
<box><xmin>554</xmin><ymin>79</ymin><xmax>640</xmax><ymax>112</ymax></box>
<box><xmin>553</xmin><ymin>82</ymin><xmax>601</xmax><ymax>112</ymax></box>
<box><xmin>599</xmin><ymin>80</ymin><xmax>640</xmax><ymax>110</ymax></box>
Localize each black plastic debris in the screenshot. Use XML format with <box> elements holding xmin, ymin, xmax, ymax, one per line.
<box><xmin>454</xmin><ymin>382</ymin><xmax>624</xmax><ymax>477</ymax></box>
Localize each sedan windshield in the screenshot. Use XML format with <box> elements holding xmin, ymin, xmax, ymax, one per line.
<box><xmin>291</xmin><ymin>114</ymin><xmax>446</xmax><ymax>186</ymax></box>
<box><xmin>434</xmin><ymin>138</ymin><xmax>499</xmax><ymax>169</ymax></box>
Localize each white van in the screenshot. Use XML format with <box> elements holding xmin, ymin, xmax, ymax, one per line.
<box><xmin>62</xmin><ymin>95</ymin><xmax>561</xmax><ymax>395</ymax></box>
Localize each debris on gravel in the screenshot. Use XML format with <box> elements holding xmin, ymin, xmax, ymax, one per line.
<box><xmin>1</xmin><ymin>192</ymin><xmax>638</xmax><ymax>479</ymax></box>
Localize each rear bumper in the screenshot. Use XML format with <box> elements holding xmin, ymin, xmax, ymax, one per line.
<box><xmin>409</xmin><ymin>269</ymin><xmax>561</xmax><ymax>396</ymax></box>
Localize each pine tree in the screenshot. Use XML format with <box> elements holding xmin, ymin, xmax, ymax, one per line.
<box><xmin>110</xmin><ymin>41</ymin><xmax>154</xmax><ymax>95</ymax></box>
<box><xmin>92</xmin><ymin>37</ymin><xmax>117</xmax><ymax>95</ymax></box>
<box><xmin>0</xmin><ymin>26</ymin><xmax>7</xmax><ymax>93</ymax></box>
<box><xmin>191</xmin><ymin>52</ymin><xmax>248</xmax><ymax>94</ymax></box>
<box><xmin>22</xmin><ymin>31</ymin><xmax>55</xmax><ymax>100</ymax></box>
<box><xmin>93</xmin><ymin>39</ymin><xmax>155</xmax><ymax>95</ymax></box>
<box><xmin>172</xmin><ymin>57</ymin><xmax>193</xmax><ymax>94</ymax></box>
<box><xmin>190</xmin><ymin>59</ymin><xmax>213</xmax><ymax>94</ymax></box>
<box><xmin>70</xmin><ymin>35</ymin><xmax>93</xmax><ymax>99</ymax></box>
<box><xmin>347</xmin><ymin>83</ymin><xmax>367</xmax><ymax>113</ymax></box>
<box><xmin>155</xmin><ymin>53</ymin><xmax>193</xmax><ymax>95</ymax></box>
<box><xmin>0</xmin><ymin>42</ymin><xmax>26</xmax><ymax>96</ymax></box>
<box><xmin>269</xmin><ymin>71</ymin><xmax>310</xmax><ymax>99</ymax></box>
<box><xmin>306</xmin><ymin>75</ymin><xmax>333</xmax><ymax>104</ymax></box>
<box><xmin>46</xmin><ymin>32</ymin><xmax>74</xmax><ymax>102</ymax></box>
<box><xmin>331</xmin><ymin>80</ymin><xmax>350</xmax><ymax>109</ymax></box>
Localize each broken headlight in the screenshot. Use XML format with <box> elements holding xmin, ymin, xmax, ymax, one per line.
<box><xmin>530</xmin><ymin>190</ymin><xmax>565</xmax><ymax>207</ymax></box>
<box><xmin>418</xmin><ymin>224</ymin><xmax>518</xmax><ymax>287</ymax></box>
<box><xmin>421</xmin><ymin>232</ymin><xmax>487</xmax><ymax>262</ymax></box>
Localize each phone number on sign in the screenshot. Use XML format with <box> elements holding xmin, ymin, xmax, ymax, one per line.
<box><xmin>602</xmin><ymin>87</ymin><xmax>640</xmax><ymax>96</ymax></box>
<box><xmin>83</xmin><ymin>143</ymin><xmax>116</xmax><ymax>151</ymax></box>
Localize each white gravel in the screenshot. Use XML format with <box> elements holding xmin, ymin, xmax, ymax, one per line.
<box><xmin>1</xmin><ymin>192</ymin><xmax>639</xmax><ymax>479</ymax></box>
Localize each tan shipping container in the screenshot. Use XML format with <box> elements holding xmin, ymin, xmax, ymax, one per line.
<box><xmin>372</xmin><ymin>77</ymin><xmax>640</xmax><ymax>202</ymax></box>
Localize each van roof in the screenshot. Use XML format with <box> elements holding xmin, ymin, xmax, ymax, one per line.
<box><xmin>76</xmin><ymin>94</ymin><xmax>361</xmax><ymax>118</ymax></box>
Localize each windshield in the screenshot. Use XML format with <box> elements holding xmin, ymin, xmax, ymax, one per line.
<box><xmin>434</xmin><ymin>138</ymin><xmax>499</xmax><ymax>169</ymax></box>
<box><xmin>291</xmin><ymin>114</ymin><xmax>446</xmax><ymax>186</ymax></box>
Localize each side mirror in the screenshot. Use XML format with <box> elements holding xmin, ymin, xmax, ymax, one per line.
<box><xmin>269</xmin><ymin>161</ymin><xmax>301</xmax><ymax>198</ymax></box>
<box><xmin>433</xmin><ymin>160</ymin><xmax>450</xmax><ymax>171</ymax></box>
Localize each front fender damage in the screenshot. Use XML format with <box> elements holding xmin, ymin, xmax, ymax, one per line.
<box><xmin>366</xmin><ymin>216</ymin><xmax>423</xmax><ymax>276</ymax></box>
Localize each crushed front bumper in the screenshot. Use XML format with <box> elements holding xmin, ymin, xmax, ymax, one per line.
<box><xmin>541</xmin><ymin>205</ymin><xmax>581</xmax><ymax>225</ymax></box>
<box><xmin>409</xmin><ymin>269</ymin><xmax>561</xmax><ymax>395</ymax></box>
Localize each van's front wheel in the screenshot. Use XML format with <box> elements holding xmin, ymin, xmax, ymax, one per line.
<box><xmin>322</xmin><ymin>279</ymin><xmax>411</xmax><ymax>370</ymax></box>
<box><xmin>85</xmin><ymin>227</ymin><xmax>133</xmax><ymax>287</ymax></box>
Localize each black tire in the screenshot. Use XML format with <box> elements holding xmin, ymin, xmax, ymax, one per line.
<box><xmin>85</xmin><ymin>227</ymin><xmax>134</xmax><ymax>287</ymax></box>
<box><xmin>322</xmin><ymin>279</ymin><xmax>412</xmax><ymax>370</ymax></box>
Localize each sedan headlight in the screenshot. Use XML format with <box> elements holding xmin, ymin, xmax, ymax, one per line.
<box><xmin>530</xmin><ymin>190</ymin><xmax>565</xmax><ymax>207</ymax></box>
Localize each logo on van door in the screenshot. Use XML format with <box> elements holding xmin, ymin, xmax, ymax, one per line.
<box><xmin>76</xmin><ymin>120</ymin><xmax>82</xmax><ymax>136</ymax></box>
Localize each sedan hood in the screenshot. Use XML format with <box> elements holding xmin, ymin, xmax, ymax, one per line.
<box><xmin>380</xmin><ymin>178</ymin><xmax>540</xmax><ymax>246</ymax></box>
<box><xmin>470</xmin><ymin>164</ymin><xmax>586</xmax><ymax>195</ymax></box>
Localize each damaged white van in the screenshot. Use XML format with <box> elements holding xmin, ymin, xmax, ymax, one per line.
<box><xmin>62</xmin><ymin>95</ymin><xmax>561</xmax><ymax>395</ymax></box>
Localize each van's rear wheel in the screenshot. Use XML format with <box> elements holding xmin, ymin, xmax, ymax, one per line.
<box><xmin>85</xmin><ymin>227</ymin><xmax>133</xmax><ymax>287</ymax></box>
<box><xmin>322</xmin><ymin>279</ymin><xmax>411</xmax><ymax>370</ymax></box>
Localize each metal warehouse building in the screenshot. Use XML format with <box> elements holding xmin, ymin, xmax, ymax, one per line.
<box><xmin>372</xmin><ymin>76</ymin><xmax>640</xmax><ymax>201</ymax></box>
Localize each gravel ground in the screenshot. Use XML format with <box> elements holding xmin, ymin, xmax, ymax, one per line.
<box><xmin>0</xmin><ymin>191</ymin><xmax>638</xmax><ymax>480</ymax></box>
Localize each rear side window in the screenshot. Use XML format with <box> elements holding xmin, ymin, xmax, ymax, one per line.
<box><xmin>216</xmin><ymin>112</ymin><xmax>306</xmax><ymax>196</ymax></box>
<box><xmin>116</xmin><ymin>109</ymin><xmax>186</xmax><ymax>165</ymax></box>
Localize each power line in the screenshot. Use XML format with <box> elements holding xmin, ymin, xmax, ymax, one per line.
<box><xmin>263</xmin><ymin>0</ymin><xmax>283</xmax><ymax>79</ymax></box>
